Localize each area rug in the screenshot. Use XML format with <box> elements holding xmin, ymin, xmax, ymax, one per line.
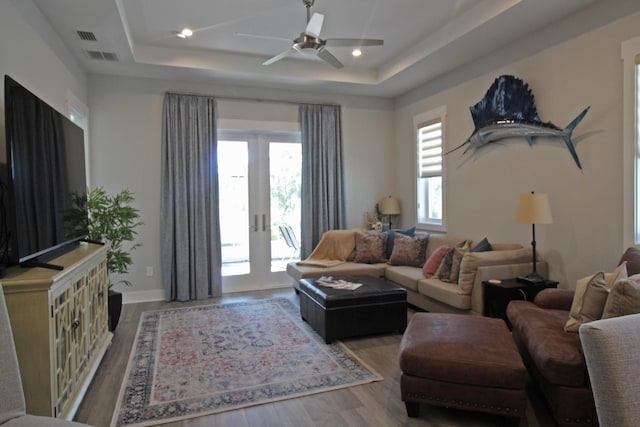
<box><xmin>110</xmin><ymin>298</ymin><xmax>382</xmax><ymax>426</ymax></box>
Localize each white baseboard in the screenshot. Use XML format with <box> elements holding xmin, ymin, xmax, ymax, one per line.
<box><xmin>122</xmin><ymin>289</ymin><xmax>165</xmax><ymax>304</ymax></box>
<box><xmin>121</xmin><ymin>283</ymin><xmax>296</xmax><ymax>304</ymax></box>
<box><xmin>223</xmin><ymin>282</ymin><xmax>295</xmax><ymax>294</ymax></box>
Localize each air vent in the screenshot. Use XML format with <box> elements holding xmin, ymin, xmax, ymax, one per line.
<box><xmin>101</xmin><ymin>52</ymin><xmax>118</xmax><ymax>61</ymax></box>
<box><xmin>84</xmin><ymin>50</ymin><xmax>118</xmax><ymax>61</ymax></box>
<box><xmin>76</xmin><ymin>30</ymin><xmax>97</xmax><ymax>42</ymax></box>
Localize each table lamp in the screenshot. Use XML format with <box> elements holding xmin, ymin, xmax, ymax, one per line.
<box><xmin>381</xmin><ymin>196</ymin><xmax>400</xmax><ymax>229</ymax></box>
<box><xmin>515</xmin><ymin>191</ymin><xmax>552</xmax><ymax>283</ymax></box>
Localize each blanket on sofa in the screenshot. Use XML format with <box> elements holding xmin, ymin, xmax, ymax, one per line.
<box><xmin>297</xmin><ymin>229</ymin><xmax>360</xmax><ymax>267</ymax></box>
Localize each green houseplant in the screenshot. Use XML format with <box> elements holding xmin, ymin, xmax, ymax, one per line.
<box><xmin>66</xmin><ymin>187</ymin><xmax>142</xmax><ymax>330</ymax></box>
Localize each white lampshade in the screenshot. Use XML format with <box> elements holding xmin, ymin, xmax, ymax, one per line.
<box><xmin>380</xmin><ymin>196</ymin><xmax>400</xmax><ymax>215</ymax></box>
<box><xmin>515</xmin><ymin>192</ymin><xmax>553</xmax><ymax>224</ymax></box>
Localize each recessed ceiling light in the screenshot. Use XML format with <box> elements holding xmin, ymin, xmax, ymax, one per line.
<box><xmin>177</xmin><ymin>28</ymin><xmax>193</xmax><ymax>39</ymax></box>
<box><xmin>352</xmin><ymin>48</ymin><xmax>362</xmax><ymax>57</ymax></box>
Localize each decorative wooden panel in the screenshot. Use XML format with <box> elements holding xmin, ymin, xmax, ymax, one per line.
<box><xmin>87</xmin><ymin>257</ymin><xmax>108</xmax><ymax>360</ymax></box>
<box><xmin>53</xmin><ymin>283</ymin><xmax>75</xmax><ymax>416</ymax></box>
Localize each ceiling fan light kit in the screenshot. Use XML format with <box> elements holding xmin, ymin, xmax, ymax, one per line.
<box><xmin>256</xmin><ymin>0</ymin><xmax>383</xmax><ymax>69</ymax></box>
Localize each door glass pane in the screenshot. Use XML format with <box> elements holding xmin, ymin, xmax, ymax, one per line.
<box><xmin>269</xmin><ymin>142</ymin><xmax>301</xmax><ymax>271</ymax></box>
<box><xmin>218</xmin><ymin>140</ymin><xmax>250</xmax><ymax>275</ymax></box>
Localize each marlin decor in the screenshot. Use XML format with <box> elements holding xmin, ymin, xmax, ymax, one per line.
<box><xmin>447</xmin><ymin>75</ymin><xmax>589</xmax><ymax>169</ymax></box>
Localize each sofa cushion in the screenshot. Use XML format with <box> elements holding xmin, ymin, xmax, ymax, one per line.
<box><xmin>353</xmin><ymin>231</ymin><xmax>388</xmax><ymax>263</ymax></box>
<box><xmin>602</xmin><ymin>274</ymin><xmax>640</xmax><ymax>319</ymax></box>
<box><xmin>385</xmin><ymin>227</ymin><xmax>416</xmax><ymax>259</ymax></box>
<box><xmin>507</xmin><ymin>300</ymin><xmax>586</xmax><ymax>387</ymax></box>
<box><xmin>534</xmin><ymin>288</ymin><xmax>575</xmax><ymax>311</ymax></box>
<box><xmin>422</xmin><ymin>245</ymin><xmax>450</xmax><ymax>278</ymax></box>
<box><xmin>418</xmin><ymin>278</ymin><xmax>472</xmax><ymax>310</ymax></box>
<box><xmin>457</xmin><ymin>248</ymin><xmax>531</xmax><ymax>295</ymax></box>
<box><xmin>564</xmin><ymin>262</ymin><xmax>627</xmax><ymax>332</ymax></box>
<box><xmin>385</xmin><ymin>266</ymin><xmax>424</xmax><ymax>292</ymax></box>
<box><xmin>388</xmin><ymin>233</ymin><xmax>428</xmax><ymax>267</ymax></box>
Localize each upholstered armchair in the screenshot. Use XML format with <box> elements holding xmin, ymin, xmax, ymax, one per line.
<box><xmin>0</xmin><ymin>285</ymin><xmax>92</xmax><ymax>426</ymax></box>
<box><xmin>579</xmin><ymin>313</ymin><xmax>640</xmax><ymax>427</ymax></box>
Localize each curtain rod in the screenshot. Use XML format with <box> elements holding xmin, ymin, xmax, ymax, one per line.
<box><xmin>165</xmin><ymin>91</ymin><xmax>340</xmax><ymax>107</ymax></box>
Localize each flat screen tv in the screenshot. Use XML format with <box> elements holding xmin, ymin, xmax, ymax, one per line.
<box><xmin>2</xmin><ymin>75</ymin><xmax>88</xmax><ymax>269</ymax></box>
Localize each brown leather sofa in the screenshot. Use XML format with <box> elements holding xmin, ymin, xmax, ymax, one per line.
<box><xmin>506</xmin><ymin>248</ymin><xmax>640</xmax><ymax>427</ymax></box>
<box><xmin>508</xmin><ymin>289</ymin><xmax>596</xmax><ymax>426</ymax></box>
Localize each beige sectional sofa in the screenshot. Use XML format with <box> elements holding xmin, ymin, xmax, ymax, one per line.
<box><xmin>287</xmin><ymin>232</ymin><xmax>549</xmax><ymax>315</ymax></box>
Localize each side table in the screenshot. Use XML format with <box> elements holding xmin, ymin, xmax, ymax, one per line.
<box><xmin>483</xmin><ymin>278</ymin><xmax>559</xmax><ymax>321</ymax></box>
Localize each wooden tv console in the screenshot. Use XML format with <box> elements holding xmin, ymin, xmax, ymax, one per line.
<box><xmin>0</xmin><ymin>242</ymin><xmax>112</xmax><ymax>420</ymax></box>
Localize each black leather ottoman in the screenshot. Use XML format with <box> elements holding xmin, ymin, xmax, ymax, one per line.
<box><xmin>299</xmin><ymin>276</ymin><xmax>407</xmax><ymax>343</ymax></box>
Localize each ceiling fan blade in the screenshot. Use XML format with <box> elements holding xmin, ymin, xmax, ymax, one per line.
<box><xmin>317</xmin><ymin>48</ymin><xmax>343</xmax><ymax>69</ymax></box>
<box><xmin>305</xmin><ymin>13</ymin><xmax>324</xmax><ymax>38</ymax></box>
<box><xmin>236</xmin><ymin>32</ymin><xmax>291</xmax><ymax>43</ymax></box>
<box><xmin>325</xmin><ymin>38</ymin><xmax>384</xmax><ymax>47</ymax></box>
<box><xmin>262</xmin><ymin>48</ymin><xmax>296</xmax><ymax>66</ymax></box>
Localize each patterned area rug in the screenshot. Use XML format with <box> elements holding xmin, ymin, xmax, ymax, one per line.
<box><xmin>111</xmin><ymin>298</ymin><xmax>382</xmax><ymax>427</ymax></box>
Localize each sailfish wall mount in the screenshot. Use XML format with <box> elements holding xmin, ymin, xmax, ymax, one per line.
<box><xmin>447</xmin><ymin>75</ymin><xmax>589</xmax><ymax>169</ymax></box>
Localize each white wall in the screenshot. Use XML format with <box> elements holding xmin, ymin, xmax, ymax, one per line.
<box><xmin>394</xmin><ymin>11</ymin><xmax>640</xmax><ymax>288</ymax></box>
<box><xmin>0</xmin><ymin>0</ymin><xmax>86</xmax><ymax>117</ymax></box>
<box><xmin>87</xmin><ymin>75</ymin><xmax>394</xmax><ymax>300</ymax></box>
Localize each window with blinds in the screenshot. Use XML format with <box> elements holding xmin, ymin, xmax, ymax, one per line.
<box><xmin>418</xmin><ymin>121</ymin><xmax>443</xmax><ymax>178</ymax></box>
<box><xmin>414</xmin><ymin>107</ymin><xmax>445</xmax><ymax>231</ymax></box>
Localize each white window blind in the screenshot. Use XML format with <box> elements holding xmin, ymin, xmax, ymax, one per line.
<box><xmin>418</xmin><ymin>120</ymin><xmax>443</xmax><ymax>178</ymax></box>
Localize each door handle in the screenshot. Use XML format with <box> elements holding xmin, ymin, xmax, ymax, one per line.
<box><xmin>250</xmin><ymin>214</ymin><xmax>258</xmax><ymax>232</ymax></box>
<box><xmin>262</xmin><ymin>214</ymin><xmax>266</xmax><ymax>232</ymax></box>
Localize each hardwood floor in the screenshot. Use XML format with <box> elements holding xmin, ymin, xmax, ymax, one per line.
<box><xmin>74</xmin><ymin>287</ymin><xmax>556</xmax><ymax>427</ymax></box>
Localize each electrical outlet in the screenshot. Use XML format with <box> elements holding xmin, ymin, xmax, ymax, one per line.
<box><xmin>146</xmin><ymin>266</ymin><xmax>153</xmax><ymax>277</ymax></box>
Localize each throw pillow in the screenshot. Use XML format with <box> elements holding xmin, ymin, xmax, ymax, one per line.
<box><xmin>434</xmin><ymin>247</ymin><xmax>455</xmax><ymax>280</ymax></box>
<box><xmin>353</xmin><ymin>232</ymin><xmax>388</xmax><ymax>263</ymax></box>
<box><xmin>564</xmin><ymin>272</ymin><xmax>609</xmax><ymax>333</ymax></box>
<box><xmin>471</xmin><ymin>237</ymin><xmax>493</xmax><ymax>252</ymax></box>
<box><xmin>422</xmin><ymin>245</ymin><xmax>450</xmax><ymax>278</ymax></box>
<box><xmin>564</xmin><ymin>262</ymin><xmax>628</xmax><ymax>332</ymax></box>
<box><xmin>385</xmin><ymin>227</ymin><xmax>416</xmax><ymax>259</ymax></box>
<box><xmin>388</xmin><ymin>233</ymin><xmax>428</xmax><ymax>267</ymax></box>
<box><xmin>602</xmin><ymin>274</ymin><xmax>640</xmax><ymax>319</ymax></box>
<box><xmin>435</xmin><ymin>240</ymin><xmax>469</xmax><ymax>281</ymax></box>
<box><xmin>445</xmin><ymin>240</ymin><xmax>472</xmax><ymax>284</ymax></box>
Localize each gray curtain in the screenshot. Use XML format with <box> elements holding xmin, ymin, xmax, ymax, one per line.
<box><xmin>299</xmin><ymin>104</ymin><xmax>346</xmax><ymax>258</ymax></box>
<box><xmin>160</xmin><ymin>93</ymin><xmax>222</xmax><ymax>301</ymax></box>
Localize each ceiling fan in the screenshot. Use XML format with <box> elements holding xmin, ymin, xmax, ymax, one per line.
<box><xmin>242</xmin><ymin>0</ymin><xmax>383</xmax><ymax>69</ymax></box>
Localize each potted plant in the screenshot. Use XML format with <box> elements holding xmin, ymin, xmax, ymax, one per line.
<box><xmin>66</xmin><ymin>187</ymin><xmax>142</xmax><ymax>331</ymax></box>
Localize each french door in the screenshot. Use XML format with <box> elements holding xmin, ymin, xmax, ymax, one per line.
<box><xmin>217</xmin><ymin>131</ymin><xmax>301</xmax><ymax>293</ymax></box>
